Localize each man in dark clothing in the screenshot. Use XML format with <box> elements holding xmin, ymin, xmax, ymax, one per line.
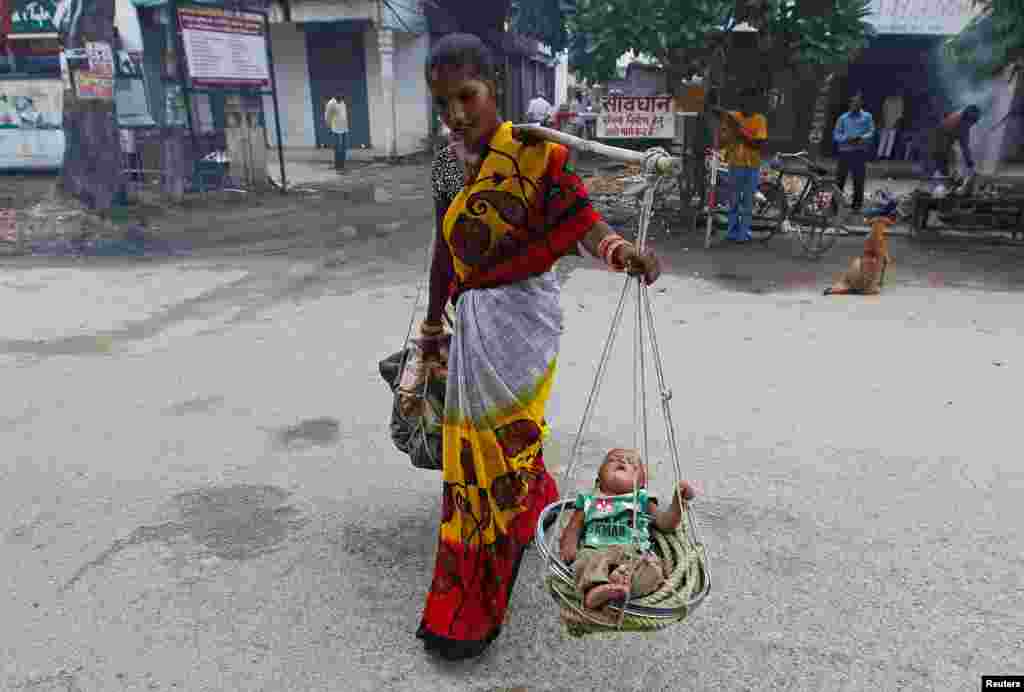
<box><xmin>925</xmin><ymin>104</ymin><xmax>981</xmax><ymax>178</ymax></box>
<box><xmin>832</xmin><ymin>93</ymin><xmax>876</xmax><ymax>211</ymax></box>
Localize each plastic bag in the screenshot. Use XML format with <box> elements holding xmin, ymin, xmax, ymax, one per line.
<box><xmin>379</xmin><ymin>336</ymin><xmax>449</xmax><ymax>471</ymax></box>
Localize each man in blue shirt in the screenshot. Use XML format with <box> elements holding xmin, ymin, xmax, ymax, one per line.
<box><xmin>833</xmin><ymin>93</ymin><xmax>876</xmax><ymax>211</ymax></box>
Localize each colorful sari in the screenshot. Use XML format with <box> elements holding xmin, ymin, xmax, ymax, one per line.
<box><xmin>417</xmin><ymin>122</ymin><xmax>600</xmax><ymax>657</ymax></box>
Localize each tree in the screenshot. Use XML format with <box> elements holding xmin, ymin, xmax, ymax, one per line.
<box><xmin>57</xmin><ymin>0</ymin><xmax>125</xmax><ymax>210</ymax></box>
<box><xmin>509</xmin><ymin>0</ymin><xmax>575</xmax><ymax>54</ymax></box>
<box><xmin>568</xmin><ymin>0</ymin><xmax>874</xmax><ymax>97</ymax></box>
<box><xmin>947</xmin><ymin>1</ymin><xmax>1024</xmax><ymax>81</ymax></box>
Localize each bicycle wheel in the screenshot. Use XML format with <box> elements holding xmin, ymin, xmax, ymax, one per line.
<box><xmin>751</xmin><ymin>180</ymin><xmax>784</xmax><ymax>242</ymax></box>
<box><xmin>794</xmin><ymin>181</ymin><xmax>842</xmax><ymax>258</ymax></box>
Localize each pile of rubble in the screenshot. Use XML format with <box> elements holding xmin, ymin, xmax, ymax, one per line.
<box><xmin>581</xmin><ymin>164</ymin><xmax>643</xmax><ymax>195</ymax></box>
<box><xmin>0</xmin><ymin>191</ymin><xmax>165</xmax><ymax>258</ymax></box>
<box><xmin>581</xmin><ymin>164</ymin><xmax>646</xmax><ymax>228</ymax></box>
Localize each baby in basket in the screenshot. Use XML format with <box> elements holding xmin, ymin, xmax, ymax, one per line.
<box><xmin>559</xmin><ymin>448</ymin><xmax>699</xmax><ymax>610</ymax></box>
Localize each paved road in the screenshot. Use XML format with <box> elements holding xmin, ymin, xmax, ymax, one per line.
<box><xmin>2</xmin><ymin>170</ymin><xmax>1023</xmax><ymax>692</ymax></box>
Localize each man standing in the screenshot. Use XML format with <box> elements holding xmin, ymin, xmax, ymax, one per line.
<box><xmin>926</xmin><ymin>104</ymin><xmax>981</xmax><ymax>178</ymax></box>
<box><xmin>717</xmin><ymin>87</ymin><xmax>768</xmax><ymax>243</ymax></box>
<box><xmin>325</xmin><ymin>93</ymin><xmax>349</xmax><ymax>171</ymax></box>
<box><xmin>526</xmin><ymin>91</ymin><xmax>553</xmax><ymax>125</ymax></box>
<box><xmin>833</xmin><ymin>93</ymin><xmax>875</xmax><ymax>212</ymax></box>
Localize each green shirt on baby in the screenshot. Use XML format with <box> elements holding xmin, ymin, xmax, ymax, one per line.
<box><xmin>575</xmin><ymin>489</ymin><xmax>654</xmax><ymax>552</ymax></box>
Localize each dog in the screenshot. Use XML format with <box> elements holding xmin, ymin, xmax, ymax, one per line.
<box><xmin>824</xmin><ymin>215</ymin><xmax>893</xmax><ymax>296</ymax></box>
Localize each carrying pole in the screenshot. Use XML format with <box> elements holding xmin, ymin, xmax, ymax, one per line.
<box><xmin>263</xmin><ymin>10</ymin><xmax>288</xmax><ymax>192</ymax></box>
<box><xmin>511</xmin><ymin>124</ymin><xmax>681</xmax><ymax>176</ymax></box>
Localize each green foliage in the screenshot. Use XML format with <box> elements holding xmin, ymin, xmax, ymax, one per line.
<box><xmin>569</xmin><ymin>0</ymin><xmax>873</xmax><ymax>88</ymax></box>
<box><xmin>947</xmin><ymin>1</ymin><xmax>1024</xmax><ymax>80</ymax></box>
<box><xmin>759</xmin><ymin>0</ymin><xmax>874</xmax><ymax>68</ymax></box>
<box><xmin>510</xmin><ymin>0</ymin><xmax>575</xmax><ymax>54</ymax></box>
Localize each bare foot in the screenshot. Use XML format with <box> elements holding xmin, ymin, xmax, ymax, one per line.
<box><xmin>583</xmin><ymin>583</ymin><xmax>629</xmax><ymax>610</ymax></box>
<box><xmin>609</xmin><ymin>565</ymin><xmax>632</xmax><ymax>586</ymax></box>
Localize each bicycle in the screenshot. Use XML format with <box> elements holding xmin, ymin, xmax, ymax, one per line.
<box><xmin>752</xmin><ymin>151</ymin><xmax>847</xmax><ymax>258</ymax></box>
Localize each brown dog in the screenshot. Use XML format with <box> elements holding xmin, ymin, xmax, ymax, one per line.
<box><xmin>824</xmin><ymin>216</ymin><xmax>894</xmax><ymax>295</ymax></box>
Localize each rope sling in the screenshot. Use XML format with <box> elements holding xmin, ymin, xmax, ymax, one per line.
<box><xmin>515</xmin><ymin>126</ymin><xmax>711</xmax><ymax>636</ymax></box>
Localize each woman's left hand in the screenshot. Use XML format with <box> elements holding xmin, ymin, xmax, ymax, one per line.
<box><xmin>622</xmin><ymin>246</ymin><xmax>662</xmax><ymax>285</ymax></box>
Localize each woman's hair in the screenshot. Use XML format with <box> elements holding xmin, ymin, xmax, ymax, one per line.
<box><xmin>425</xmin><ymin>33</ymin><xmax>496</xmax><ymax>84</ymax></box>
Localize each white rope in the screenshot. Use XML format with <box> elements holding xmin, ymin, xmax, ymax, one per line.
<box><xmin>504</xmin><ymin>127</ymin><xmax>708</xmax><ymax>626</ymax></box>
<box><xmin>546</xmin><ymin>275</ymin><xmax>635</xmax><ymax>560</ymax></box>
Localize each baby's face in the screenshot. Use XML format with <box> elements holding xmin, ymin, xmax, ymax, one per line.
<box><xmin>598</xmin><ymin>449</ymin><xmax>646</xmax><ymax>495</ymax></box>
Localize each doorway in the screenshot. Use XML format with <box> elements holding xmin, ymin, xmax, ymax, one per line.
<box><xmin>304</xmin><ymin>22</ymin><xmax>371</xmax><ymax>149</ymax></box>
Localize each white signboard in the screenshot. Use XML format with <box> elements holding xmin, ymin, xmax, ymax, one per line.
<box><xmin>597</xmin><ymin>96</ymin><xmax>675</xmax><ymax>139</ymax></box>
<box><xmin>0</xmin><ymin>80</ymin><xmax>65</xmax><ymax>169</ymax></box>
<box><xmin>179</xmin><ymin>7</ymin><xmax>270</xmax><ymax>88</ymax></box>
<box><xmin>866</xmin><ymin>0</ymin><xmax>978</xmax><ymax>36</ymax></box>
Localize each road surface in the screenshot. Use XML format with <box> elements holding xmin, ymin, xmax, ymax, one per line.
<box><xmin>2</xmin><ymin>168</ymin><xmax>1023</xmax><ymax>691</ymax></box>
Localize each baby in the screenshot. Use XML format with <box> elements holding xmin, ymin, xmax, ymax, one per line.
<box><xmin>559</xmin><ymin>448</ymin><xmax>699</xmax><ymax>610</ymax></box>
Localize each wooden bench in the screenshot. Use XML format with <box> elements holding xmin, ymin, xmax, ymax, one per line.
<box><xmin>911</xmin><ymin>186</ymin><xmax>1024</xmax><ymax>240</ymax></box>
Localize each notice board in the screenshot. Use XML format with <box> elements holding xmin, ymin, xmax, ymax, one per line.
<box><xmin>178</xmin><ymin>6</ymin><xmax>271</xmax><ymax>88</ymax></box>
<box><xmin>597</xmin><ymin>96</ymin><xmax>676</xmax><ymax>139</ymax></box>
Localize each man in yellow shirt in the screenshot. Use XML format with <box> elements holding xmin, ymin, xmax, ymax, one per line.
<box><xmin>717</xmin><ymin>88</ymin><xmax>768</xmax><ymax>242</ymax></box>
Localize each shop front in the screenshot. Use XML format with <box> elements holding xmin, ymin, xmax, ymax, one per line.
<box><xmin>0</xmin><ymin>0</ymin><xmax>155</xmax><ymax>170</ymax></box>
<box><xmin>0</xmin><ymin>0</ymin><xmax>63</xmax><ymax>168</ymax></box>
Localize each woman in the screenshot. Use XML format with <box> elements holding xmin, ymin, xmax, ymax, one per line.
<box><xmin>411</xmin><ymin>33</ymin><xmax>662</xmax><ymax>661</ymax></box>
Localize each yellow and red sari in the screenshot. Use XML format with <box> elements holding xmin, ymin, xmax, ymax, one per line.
<box><xmin>417</xmin><ymin>122</ymin><xmax>600</xmax><ymax>656</ymax></box>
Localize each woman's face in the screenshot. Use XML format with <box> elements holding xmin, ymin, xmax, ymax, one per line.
<box><xmin>429</xmin><ymin>64</ymin><xmax>498</xmax><ymax>152</ymax></box>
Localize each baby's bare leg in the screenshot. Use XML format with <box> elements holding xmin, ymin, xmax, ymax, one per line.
<box><xmin>583</xmin><ymin>582</ymin><xmax>630</xmax><ymax>610</ymax></box>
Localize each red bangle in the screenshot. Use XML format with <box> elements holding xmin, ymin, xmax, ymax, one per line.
<box><xmin>597</xmin><ymin>232</ymin><xmax>623</xmax><ymax>260</ymax></box>
<box><xmin>610</xmin><ymin>242</ymin><xmax>632</xmax><ymax>272</ymax></box>
<box><xmin>603</xmin><ymin>239</ymin><xmax>631</xmax><ymax>272</ymax></box>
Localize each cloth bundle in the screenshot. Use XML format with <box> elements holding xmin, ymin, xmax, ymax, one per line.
<box><xmin>378</xmin><ymin>335</ymin><xmax>449</xmax><ymax>471</ymax></box>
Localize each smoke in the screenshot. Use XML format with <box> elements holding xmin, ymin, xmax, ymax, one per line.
<box><xmin>931</xmin><ymin>33</ymin><xmax>1016</xmax><ymax>174</ymax></box>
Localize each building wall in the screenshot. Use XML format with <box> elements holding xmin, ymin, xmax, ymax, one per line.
<box><xmin>364</xmin><ymin>27</ymin><xmax>382</xmax><ymax>152</ymax></box>
<box><xmin>394</xmin><ymin>32</ymin><xmax>430</xmax><ymax>154</ymax></box>
<box><xmin>366</xmin><ymin>27</ymin><xmax>430</xmax><ymax>155</ymax></box>
<box><xmin>554</xmin><ymin>53</ymin><xmax>569</xmax><ymax>107</ymax></box>
<box><xmin>264</xmin><ymin>24</ymin><xmax>316</xmax><ymax>147</ymax></box>
<box><xmin>605</xmin><ymin>64</ymin><xmax>668</xmax><ymax>96</ymax></box>
<box><xmin>290</xmin><ymin>0</ymin><xmax>378</xmax><ymax>23</ymax></box>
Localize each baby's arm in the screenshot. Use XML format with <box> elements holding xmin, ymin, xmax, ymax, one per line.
<box><xmin>559</xmin><ymin>510</ymin><xmax>585</xmax><ymax>563</ymax></box>
<box><xmin>652</xmin><ymin>481</ymin><xmax>698</xmax><ymax>531</ymax></box>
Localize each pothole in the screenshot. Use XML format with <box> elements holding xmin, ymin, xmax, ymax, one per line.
<box><xmin>275</xmin><ymin>417</ymin><xmax>340</xmax><ymax>447</ymax></box>
<box><xmin>62</xmin><ymin>484</ymin><xmax>309</xmax><ymax>590</ymax></box>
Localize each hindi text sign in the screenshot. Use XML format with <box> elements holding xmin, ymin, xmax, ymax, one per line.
<box><xmin>179</xmin><ymin>7</ymin><xmax>271</xmax><ymax>88</ymax></box>
<box><xmin>867</xmin><ymin>0</ymin><xmax>977</xmax><ymax>35</ymax></box>
<box><xmin>597</xmin><ymin>96</ymin><xmax>675</xmax><ymax>139</ymax></box>
<box><xmin>86</xmin><ymin>42</ymin><xmax>114</xmax><ymax>77</ymax></box>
